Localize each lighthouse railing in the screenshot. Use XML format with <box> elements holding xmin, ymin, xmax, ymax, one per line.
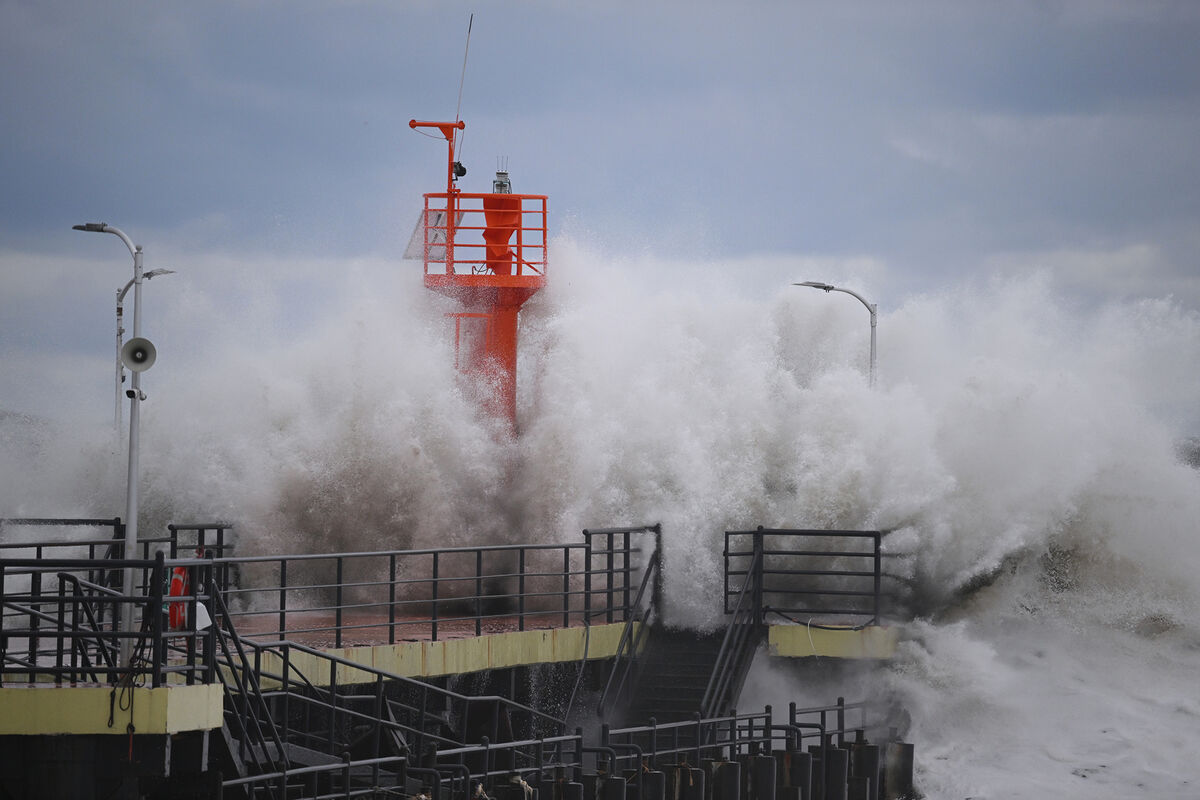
<box><xmin>420</xmin><ymin>192</ymin><xmax>548</xmax><ymax>278</ymax></box>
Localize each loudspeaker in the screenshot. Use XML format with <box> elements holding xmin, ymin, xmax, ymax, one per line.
<box><xmin>120</xmin><ymin>337</ymin><xmax>157</xmax><ymax>372</ymax></box>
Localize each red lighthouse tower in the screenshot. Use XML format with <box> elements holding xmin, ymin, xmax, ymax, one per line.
<box><xmin>408</xmin><ymin>119</ymin><xmax>547</xmax><ymax>429</ymax></box>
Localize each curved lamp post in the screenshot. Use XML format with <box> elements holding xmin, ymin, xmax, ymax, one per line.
<box><xmin>73</xmin><ymin>222</ymin><xmax>154</xmax><ymax>666</ymax></box>
<box><xmin>794</xmin><ymin>281</ymin><xmax>877</xmax><ymax>388</ymax></box>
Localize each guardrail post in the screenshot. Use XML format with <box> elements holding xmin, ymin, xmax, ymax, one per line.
<box><xmin>278</xmin><ymin>560</ymin><xmax>288</xmax><ymax>641</ymax></box>
<box><xmin>204</xmin><ymin>569</ymin><xmax>217</xmax><ymax>683</ymax></box>
<box><xmin>335</xmin><ymin>556</ymin><xmax>344</xmax><ymax>648</ymax></box>
<box><xmin>374</xmin><ymin>675</ymin><xmax>385</xmax><ymax>762</ymax></box>
<box><xmin>431</xmin><ymin>552</ymin><xmax>440</xmax><ymax>642</ymax></box>
<box><xmin>519</xmin><ymin>548</ymin><xmax>527</xmax><ymax>631</ymax></box>
<box><xmin>389</xmin><ymin>553</ymin><xmax>398</xmax><ymax>644</ymax></box>
<box><xmin>280</xmin><ymin>643</ymin><xmax>291</xmax><ymax>748</ymax></box>
<box><xmin>606</xmin><ymin>532</ymin><xmax>615</xmax><ymax>624</ymax></box>
<box><xmin>330</xmin><ymin>657</ymin><xmax>339</xmax><ymax>754</ymax></box>
<box><xmin>583</xmin><ymin>530</ymin><xmax>593</xmax><ymax>626</ymax></box>
<box><xmin>651</xmin><ymin>524</ymin><xmax>664</xmax><ymax>616</ymax></box>
<box><xmin>150</xmin><ymin>551</ymin><xmax>165</xmax><ymax>687</ymax></box>
<box><xmin>0</xmin><ymin>565</ymin><xmax>6</xmax><ymax>685</ymax></box>
<box><xmin>752</xmin><ymin>529</ymin><xmax>764</xmax><ymax>630</ymax></box>
<box><xmin>475</xmin><ymin>550</ymin><xmax>484</xmax><ymax>637</ymax></box>
<box><xmin>873</xmin><ymin>533</ymin><xmax>882</xmax><ymax>624</ymax></box>
<box><xmin>622</xmin><ymin>530</ymin><xmax>632</xmax><ymax>618</ymax></box>
<box><xmin>55</xmin><ymin>581</ymin><xmax>68</xmax><ymax>683</ymax></box>
<box><xmin>27</xmin><ymin>568</ymin><xmax>42</xmax><ymax>683</ymax></box>
<box><xmin>836</xmin><ymin>697</ymin><xmax>845</xmax><ymax>748</ymax></box>
<box><xmin>562</xmin><ymin>547</ymin><xmax>571</xmax><ymax>628</ymax></box>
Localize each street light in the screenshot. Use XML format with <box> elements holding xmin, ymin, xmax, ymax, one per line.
<box><xmin>794</xmin><ymin>281</ymin><xmax>878</xmax><ymax>388</ymax></box>
<box><xmin>116</xmin><ymin>269</ymin><xmax>173</xmax><ymax>437</ymax></box>
<box><xmin>73</xmin><ymin>222</ymin><xmax>158</xmax><ymax>666</ymax></box>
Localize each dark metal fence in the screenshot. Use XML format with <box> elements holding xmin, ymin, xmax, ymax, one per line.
<box><xmin>0</xmin><ymin>525</ymin><xmax>659</xmax><ymax>685</ymax></box>
<box><xmin>238</xmin><ymin>637</ymin><xmax>567</xmax><ymax>757</ymax></box>
<box><xmin>0</xmin><ymin>552</ymin><xmax>218</xmax><ymax>686</ymax></box>
<box><xmin>212</xmin><ymin>530</ymin><xmax>654</xmax><ymax>647</ymax></box>
<box><xmin>724</xmin><ymin>528</ymin><xmax>883</xmax><ymax>625</ymax></box>
<box><xmin>222</xmin><ymin>699</ymin><xmax>886</xmax><ymax>800</ymax></box>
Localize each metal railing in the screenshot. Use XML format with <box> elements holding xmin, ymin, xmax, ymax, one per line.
<box><xmin>701</xmin><ymin>548</ymin><xmax>762</xmax><ymax>719</ymax></box>
<box><xmin>1</xmin><ymin>526</ymin><xmax>657</xmax><ymax>685</ymax></box>
<box><xmin>0</xmin><ymin>553</ymin><xmax>218</xmax><ymax>686</ymax></box>
<box><xmin>212</xmin><ymin>532</ymin><xmax>651</xmax><ymax>647</ymax></box>
<box><xmin>420</xmin><ymin>192</ymin><xmax>548</xmax><ymax>278</ymax></box>
<box><xmin>218</xmin><ymin>699</ymin><xmax>881</xmax><ymax>800</ymax></box>
<box><xmin>725</xmin><ymin>528</ymin><xmax>883</xmax><ymax>625</ymax></box>
<box><xmin>236</xmin><ymin>638</ymin><xmax>567</xmax><ymax>759</ymax></box>
<box><xmin>594</xmin><ymin>525</ymin><xmax>662</xmax><ymax>718</ymax></box>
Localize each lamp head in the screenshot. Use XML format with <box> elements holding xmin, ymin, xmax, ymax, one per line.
<box><xmin>795</xmin><ymin>281</ymin><xmax>835</xmax><ymax>292</ymax></box>
<box><xmin>73</xmin><ymin>222</ymin><xmax>108</xmax><ymax>233</ymax></box>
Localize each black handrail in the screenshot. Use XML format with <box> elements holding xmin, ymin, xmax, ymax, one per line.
<box><xmin>596</xmin><ymin>527</ymin><xmax>662</xmax><ymax>718</ymax></box>
<box><xmin>0</xmin><ymin>555</ymin><xmax>211</xmax><ymax>686</ymax></box>
<box><xmin>701</xmin><ymin>548</ymin><xmax>762</xmax><ymax>719</ymax></box>
<box><xmin>235</xmin><ymin>636</ymin><xmax>567</xmax><ymax>761</ymax></box>
<box><xmin>204</xmin><ymin>569</ymin><xmax>287</xmax><ymax>781</ymax></box>
<box><xmin>55</xmin><ymin>573</ymin><xmax>120</xmax><ymax>682</ymax></box>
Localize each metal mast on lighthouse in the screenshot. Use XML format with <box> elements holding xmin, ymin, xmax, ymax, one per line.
<box><xmin>407</xmin><ymin>119</ymin><xmax>548</xmax><ymax>429</ymax></box>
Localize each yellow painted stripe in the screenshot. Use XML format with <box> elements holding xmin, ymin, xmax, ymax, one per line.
<box><xmin>254</xmin><ymin>622</ymin><xmax>638</xmax><ymax>687</ymax></box>
<box><xmin>767</xmin><ymin>624</ymin><xmax>898</xmax><ymax>659</ymax></box>
<box><xmin>1</xmin><ymin>622</ymin><xmax>638</xmax><ymax>734</ymax></box>
<box><xmin>0</xmin><ymin>683</ymin><xmax>224</xmax><ymax>736</ymax></box>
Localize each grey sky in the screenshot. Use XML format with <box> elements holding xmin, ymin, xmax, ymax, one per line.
<box><xmin>3</xmin><ymin>0</ymin><xmax>1200</xmax><ymax>421</ymax></box>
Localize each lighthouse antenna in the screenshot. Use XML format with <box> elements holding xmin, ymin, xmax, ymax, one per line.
<box><xmin>454</xmin><ymin>14</ymin><xmax>474</xmax><ymax>157</ymax></box>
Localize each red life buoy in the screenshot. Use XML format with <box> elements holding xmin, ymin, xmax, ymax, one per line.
<box><xmin>168</xmin><ymin>566</ymin><xmax>188</xmax><ymax>630</ymax></box>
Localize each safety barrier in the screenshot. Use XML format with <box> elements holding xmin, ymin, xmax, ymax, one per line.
<box><xmin>0</xmin><ymin>552</ymin><xmax>218</xmax><ymax>686</ymax></box>
<box><xmin>725</xmin><ymin>528</ymin><xmax>883</xmax><ymax>625</ymax></box>
<box><xmin>0</xmin><ymin>526</ymin><xmax>659</xmax><ymax>684</ymax></box>
<box><xmin>223</xmin><ymin>700</ymin><xmax>909</xmax><ymax>800</ymax></box>
<box><xmin>212</xmin><ymin>530</ymin><xmax>654</xmax><ymax>646</ymax></box>
<box><xmin>702</xmin><ymin>548</ymin><xmax>762</xmax><ymax>719</ymax></box>
<box><xmin>419</xmin><ymin>192</ymin><xmax>548</xmax><ymax>278</ymax></box>
<box><xmin>596</xmin><ymin>525</ymin><xmax>663</xmax><ymax>717</ymax></box>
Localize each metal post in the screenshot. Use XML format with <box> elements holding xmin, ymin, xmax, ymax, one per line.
<box><xmin>431</xmin><ymin>552</ymin><xmax>440</xmax><ymax>641</ymax></box>
<box><xmin>335</xmin><ymin>557</ymin><xmax>344</xmax><ymax>648</ymax></box>
<box><xmin>74</xmin><ymin>223</ymin><xmax>144</xmax><ymax>667</ymax></box>
<box><xmin>278</xmin><ymin>560</ymin><xmax>288</xmax><ymax>641</ymax></box>
<box><xmin>29</xmin><ymin>569</ymin><xmax>42</xmax><ymax>683</ymax></box>
<box><xmin>56</xmin><ymin>581</ymin><xmax>67</xmax><ymax>682</ymax></box>
<box><xmin>651</xmin><ymin>524</ymin><xmax>664</xmax><ymax>616</ymax></box>
<box><xmin>519</xmin><ymin>547</ymin><xmax>527</xmax><ymax>631</ymax></box>
<box><xmin>124</xmin><ymin>241</ymin><xmax>145</xmax><ymax>668</ymax></box>
<box><xmin>563</xmin><ymin>547</ymin><xmax>571</xmax><ymax>628</ymax></box>
<box><xmin>836</xmin><ymin>697</ymin><xmax>845</xmax><ymax>748</ymax></box>
<box><xmin>753</xmin><ymin>528</ymin><xmax>765</xmax><ymax>630</ymax></box>
<box><xmin>475</xmin><ymin>550</ymin><xmax>483</xmax><ymax>637</ymax></box>
<box><xmin>872</xmin><ymin>534</ymin><xmax>881</xmax><ymax>625</ymax></box>
<box><xmin>150</xmin><ymin>551</ymin><xmax>165</xmax><ymax>687</ymax></box>
<box><xmin>622</xmin><ymin>530</ymin><xmax>631</xmax><ymax>617</ymax></box>
<box><xmin>115</xmin><ymin>287</ymin><xmax>124</xmax><ymax>436</ymax></box>
<box><xmin>389</xmin><ymin>553</ymin><xmax>397</xmax><ymax>644</ymax></box>
<box><xmin>606</xmin><ymin>533</ymin><xmax>615</xmax><ymax>624</ymax></box>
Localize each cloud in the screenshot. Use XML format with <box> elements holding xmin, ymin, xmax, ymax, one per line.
<box><xmin>982</xmin><ymin>244</ymin><xmax>1200</xmax><ymax>308</ymax></box>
